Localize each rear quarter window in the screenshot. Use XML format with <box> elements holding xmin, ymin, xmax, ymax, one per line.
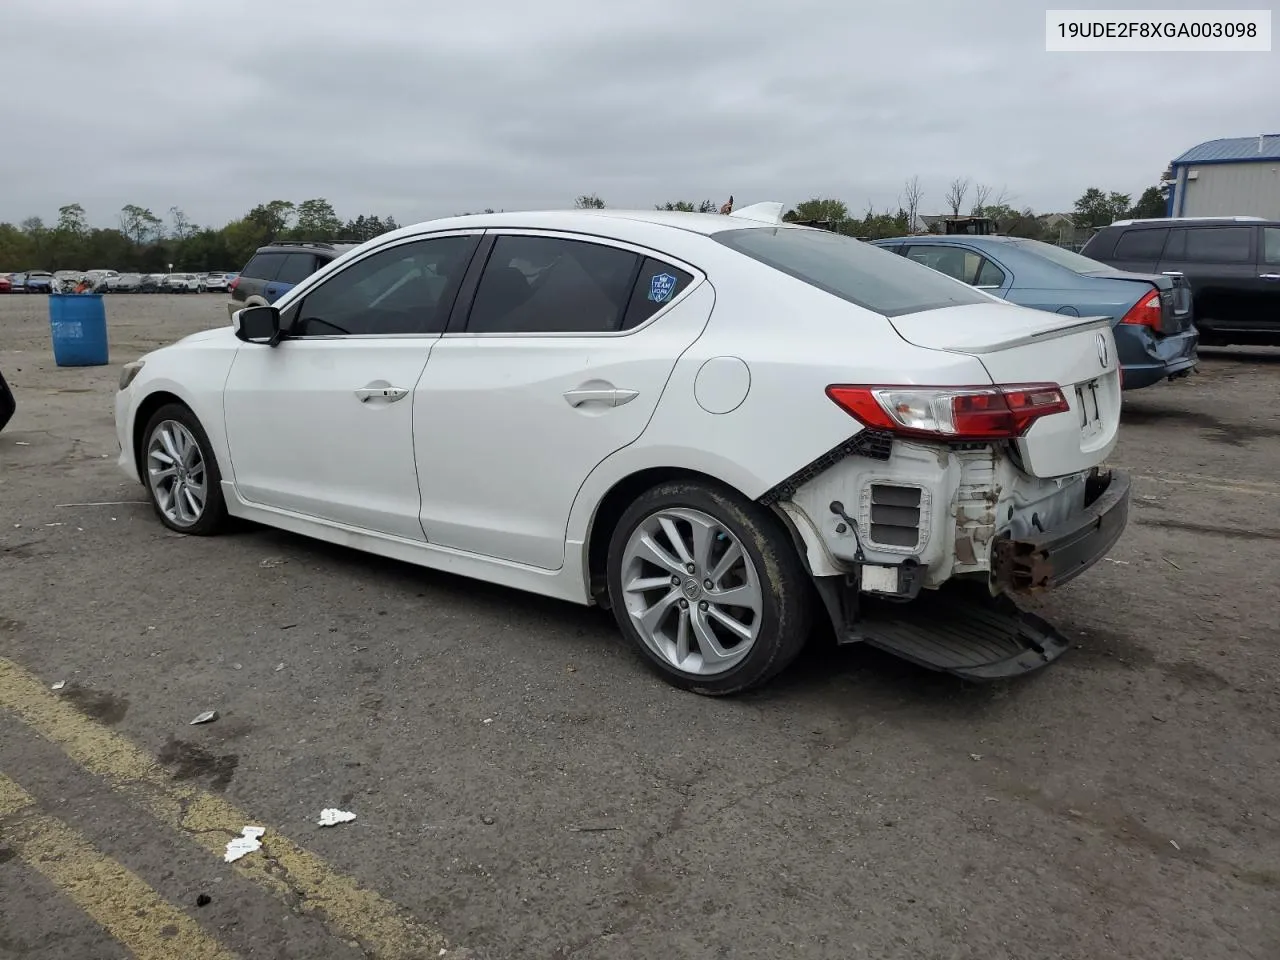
<box><xmin>713</xmin><ymin>227</ymin><xmax>989</xmax><ymax>317</ymax></box>
<box><xmin>621</xmin><ymin>258</ymin><xmax>695</xmax><ymax>329</ymax></box>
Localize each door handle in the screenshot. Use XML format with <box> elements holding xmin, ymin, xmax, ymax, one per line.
<box><xmin>1260</xmin><ymin>273</ymin><xmax>1280</xmax><ymax>280</ymax></box>
<box><xmin>355</xmin><ymin>386</ymin><xmax>408</xmax><ymax>403</ymax></box>
<box><xmin>563</xmin><ymin>386</ymin><xmax>639</xmax><ymax>407</ymax></box>
<box><xmin>1161</xmin><ymin>271</ymin><xmax>1183</xmax><ymax>276</ymax></box>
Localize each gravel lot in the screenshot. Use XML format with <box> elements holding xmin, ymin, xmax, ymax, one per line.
<box><xmin>1</xmin><ymin>293</ymin><xmax>1278</xmax><ymax>960</ymax></box>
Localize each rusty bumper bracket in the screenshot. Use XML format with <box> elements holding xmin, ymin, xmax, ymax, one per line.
<box><xmin>991</xmin><ymin>468</ymin><xmax>1131</xmax><ymax>593</ymax></box>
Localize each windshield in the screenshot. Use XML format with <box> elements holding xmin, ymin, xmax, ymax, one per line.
<box><xmin>713</xmin><ymin>227</ymin><xmax>990</xmax><ymax>317</ymax></box>
<box><xmin>1004</xmin><ymin>238</ymin><xmax>1114</xmax><ymax>274</ymax></box>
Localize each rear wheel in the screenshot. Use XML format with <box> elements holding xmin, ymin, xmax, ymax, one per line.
<box><xmin>606</xmin><ymin>480</ymin><xmax>812</xmax><ymax>695</ymax></box>
<box><xmin>141</xmin><ymin>403</ymin><xmax>227</xmax><ymax>536</ymax></box>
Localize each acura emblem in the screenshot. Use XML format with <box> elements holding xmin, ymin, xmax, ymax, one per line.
<box><xmin>1095</xmin><ymin>332</ymin><xmax>1109</xmax><ymax>369</ymax></box>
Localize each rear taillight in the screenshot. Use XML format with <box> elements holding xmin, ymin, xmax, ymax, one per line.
<box><xmin>1120</xmin><ymin>287</ymin><xmax>1162</xmax><ymax>332</ymax></box>
<box><xmin>827</xmin><ymin>383</ymin><xmax>1071</xmax><ymax>441</ymax></box>
<box><xmin>228</xmin><ymin>277</ymin><xmax>240</xmax><ymax>292</ymax></box>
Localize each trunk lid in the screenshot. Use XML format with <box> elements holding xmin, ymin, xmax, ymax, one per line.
<box><xmin>1081</xmin><ymin>269</ymin><xmax>1194</xmax><ymax>335</ymax></box>
<box><xmin>889</xmin><ymin>303</ymin><xmax>1120</xmax><ymax>478</ymax></box>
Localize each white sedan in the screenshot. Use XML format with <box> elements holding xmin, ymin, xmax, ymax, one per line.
<box><xmin>113</xmin><ymin>205</ymin><xmax>1130</xmax><ymax>694</ymax></box>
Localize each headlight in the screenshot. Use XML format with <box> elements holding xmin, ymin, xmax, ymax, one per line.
<box><xmin>118</xmin><ymin>361</ymin><xmax>144</xmax><ymax>391</ymax></box>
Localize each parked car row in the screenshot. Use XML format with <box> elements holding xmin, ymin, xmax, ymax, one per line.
<box><xmin>1079</xmin><ymin>216</ymin><xmax>1280</xmax><ymax>348</ymax></box>
<box><xmin>0</xmin><ymin>270</ymin><xmax>239</xmax><ymax>293</ymax></box>
<box><xmin>866</xmin><ymin>216</ymin><xmax>1279</xmax><ymax>367</ymax></box>
<box><xmin>868</xmin><ymin>233</ymin><xmax>1200</xmax><ymax>391</ymax></box>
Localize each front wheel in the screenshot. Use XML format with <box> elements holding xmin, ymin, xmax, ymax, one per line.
<box><xmin>141</xmin><ymin>403</ymin><xmax>228</xmax><ymax>535</ymax></box>
<box><xmin>606</xmin><ymin>480</ymin><xmax>812</xmax><ymax>695</ymax></box>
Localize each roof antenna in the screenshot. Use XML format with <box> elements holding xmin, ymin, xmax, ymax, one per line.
<box><xmin>719</xmin><ymin>195</ymin><xmax>734</xmax><ymax>215</ymax></box>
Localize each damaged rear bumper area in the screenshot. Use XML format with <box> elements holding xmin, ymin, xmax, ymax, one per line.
<box><xmin>990</xmin><ymin>468</ymin><xmax>1131</xmax><ymax>593</ymax></box>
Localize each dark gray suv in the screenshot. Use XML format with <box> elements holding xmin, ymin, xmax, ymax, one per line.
<box><xmin>226</xmin><ymin>241</ymin><xmax>359</xmax><ymax>319</ymax></box>
<box><xmin>1081</xmin><ymin>217</ymin><xmax>1280</xmax><ymax>347</ymax></box>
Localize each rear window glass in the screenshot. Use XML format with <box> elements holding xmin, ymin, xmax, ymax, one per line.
<box><xmin>712</xmin><ymin>227</ymin><xmax>989</xmax><ymax>317</ymax></box>
<box><xmin>242</xmin><ymin>252</ymin><xmax>286</xmax><ymax>280</ymax></box>
<box><xmin>1113</xmin><ymin>228</ymin><xmax>1168</xmax><ymax>259</ymax></box>
<box><xmin>1003</xmin><ymin>238</ymin><xmax>1113</xmax><ymax>274</ymax></box>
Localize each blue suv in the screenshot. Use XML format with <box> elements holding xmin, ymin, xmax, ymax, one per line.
<box><xmin>226</xmin><ymin>241</ymin><xmax>359</xmax><ymax>318</ymax></box>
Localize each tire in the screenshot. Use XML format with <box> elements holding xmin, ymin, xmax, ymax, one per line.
<box><xmin>140</xmin><ymin>403</ymin><xmax>228</xmax><ymax>536</ymax></box>
<box><xmin>606</xmin><ymin>479</ymin><xmax>812</xmax><ymax>695</ymax></box>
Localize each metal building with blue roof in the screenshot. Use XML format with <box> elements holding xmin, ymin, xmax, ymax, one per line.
<box><xmin>1164</xmin><ymin>135</ymin><xmax>1280</xmax><ymax>218</ymax></box>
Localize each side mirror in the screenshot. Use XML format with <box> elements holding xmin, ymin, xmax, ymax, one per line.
<box><xmin>233</xmin><ymin>305</ymin><xmax>282</xmax><ymax>346</ymax></box>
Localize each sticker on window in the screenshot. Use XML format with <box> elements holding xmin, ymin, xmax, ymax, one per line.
<box><xmin>648</xmin><ymin>272</ymin><xmax>677</xmax><ymax>303</ymax></box>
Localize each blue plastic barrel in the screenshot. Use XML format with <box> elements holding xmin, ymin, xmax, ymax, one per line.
<box><xmin>49</xmin><ymin>294</ymin><xmax>109</xmax><ymax>366</ymax></box>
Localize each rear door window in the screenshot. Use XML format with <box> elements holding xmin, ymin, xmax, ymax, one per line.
<box><xmin>275</xmin><ymin>253</ymin><xmax>318</xmax><ymax>285</ymax></box>
<box><xmin>902</xmin><ymin>244</ymin><xmax>1005</xmax><ymax>288</ymax></box>
<box><xmin>1114</xmin><ymin>228</ymin><xmax>1168</xmax><ymax>260</ymax></box>
<box><xmin>465</xmin><ymin>235</ymin><xmax>641</xmax><ymax>334</ymax></box>
<box><xmin>1177</xmin><ymin>227</ymin><xmax>1253</xmax><ymax>263</ymax></box>
<box><xmin>242</xmin><ymin>252</ymin><xmax>286</xmax><ymax>281</ymax></box>
<box><xmin>715</xmin><ymin>228</ymin><xmax>988</xmax><ymax>316</ymax></box>
<box><xmin>903</xmin><ymin>244</ymin><xmax>981</xmax><ymax>284</ymax></box>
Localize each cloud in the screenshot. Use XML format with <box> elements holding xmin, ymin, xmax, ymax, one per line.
<box><xmin>1</xmin><ymin>0</ymin><xmax>1273</xmax><ymax>228</ymax></box>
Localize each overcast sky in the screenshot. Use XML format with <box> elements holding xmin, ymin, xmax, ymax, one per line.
<box><xmin>2</xmin><ymin>0</ymin><xmax>1274</xmax><ymax>229</ymax></box>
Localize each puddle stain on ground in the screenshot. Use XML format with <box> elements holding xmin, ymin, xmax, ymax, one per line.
<box><xmin>1</xmin><ymin>541</ymin><xmax>50</xmax><ymax>560</ymax></box>
<box><xmin>157</xmin><ymin>738</ymin><xmax>239</xmax><ymax>792</ymax></box>
<box><xmin>61</xmin><ymin>686</ymin><xmax>130</xmax><ymax>726</ymax></box>
<box><xmin>1121</xmin><ymin>406</ymin><xmax>1280</xmax><ymax>447</ymax></box>
<box><xmin>1160</xmin><ymin>659</ymin><xmax>1233</xmax><ymax>692</ymax></box>
<box><xmin>1060</xmin><ymin>627</ymin><xmax>1158</xmax><ymax>672</ymax></box>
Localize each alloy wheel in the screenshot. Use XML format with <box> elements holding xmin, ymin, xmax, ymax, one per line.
<box><xmin>619</xmin><ymin>507</ymin><xmax>763</xmax><ymax>676</ymax></box>
<box><xmin>146</xmin><ymin>420</ymin><xmax>208</xmax><ymax>527</ymax></box>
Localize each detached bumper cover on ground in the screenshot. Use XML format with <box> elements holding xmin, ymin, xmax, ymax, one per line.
<box><xmin>991</xmin><ymin>468</ymin><xmax>1131</xmax><ymax>592</ymax></box>
<box><xmin>828</xmin><ymin>468</ymin><xmax>1133</xmax><ymax>681</ymax></box>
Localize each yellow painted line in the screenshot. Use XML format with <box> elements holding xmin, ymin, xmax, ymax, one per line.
<box><xmin>0</xmin><ymin>773</ymin><xmax>239</xmax><ymax>960</ymax></box>
<box><xmin>0</xmin><ymin>657</ymin><xmax>452</xmax><ymax>958</ymax></box>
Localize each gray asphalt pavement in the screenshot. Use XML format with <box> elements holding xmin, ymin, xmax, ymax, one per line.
<box><xmin>2</xmin><ymin>293</ymin><xmax>1278</xmax><ymax>960</ymax></box>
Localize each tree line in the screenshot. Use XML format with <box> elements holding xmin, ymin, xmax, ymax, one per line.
<box><xmin>584</xmin><ymin>177</ymin><xmax>1166</xmax><ymax>241</ymax></box>
<box><xmin>1</xmin><ymin>180</ymin><xmax>1168</xmax><ymax>272</ymax></box>
<box><xmin>0</xmin><ymin>199</ymin><xmax>400</xmax><ymax>273</ymax></box>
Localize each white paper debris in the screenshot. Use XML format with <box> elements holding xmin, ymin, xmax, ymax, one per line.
<box><xmin>275</xmin><ymin>662</ymin><xmax>285</xmax><ymax>672</ymax></box>
<box><xmin>259</xmin><ymin>557</ymin><xmax>288</xmax><ymax>568</ymax></box>
<box><xmin>190</xmin><ymin>710</ymin><xmax>219</xmax><ymax>725</ymax></box>
<box><xmin>14</xmin><ymin>441</ymin><xmax>30</xmax><ymax>446</ymax></box>
<box><xmin>317</xmin><ymin>808</ymin><xmax>357</xmax><ymax>827</ymax></box>
<box><xmin>482</xmin><ymin>718</ymin><xmax>493</xmax><ymax>724</ymax></box>
<box><xmin>51</xmin><ymin>680</ymin><xmax>66</xmax><ymax>690</ymax></box>
<box><xmin>224</xmin><ymin>826</ymin><xmax>265</xmax><ymax>862</ymax></box>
